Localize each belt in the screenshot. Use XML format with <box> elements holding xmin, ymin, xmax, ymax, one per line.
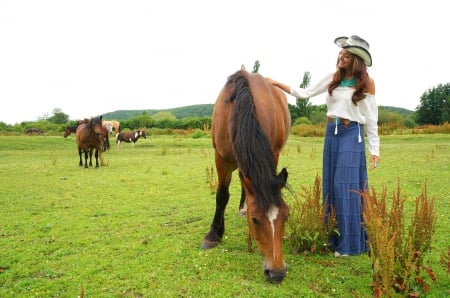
<box><xmin>327</xmin><ymin>117</ymin><xmax>352</xmax><ymax>127</ymax></box>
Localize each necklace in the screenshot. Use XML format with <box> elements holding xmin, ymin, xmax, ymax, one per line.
<box><xmin>340</xmin><ymin>77</ymin><xmax>356</xmax><ymax>87</ymax></box>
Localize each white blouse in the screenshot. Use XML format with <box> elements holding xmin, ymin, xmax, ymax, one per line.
<box><xmin>290</xmin><ymin>72</ymin><xmax>380</xmax><ymax>156</ymax></box>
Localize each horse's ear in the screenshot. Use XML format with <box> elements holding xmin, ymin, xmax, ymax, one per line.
<box><xmin>277</xmin><ymin>168</ymin><xmax>288</xmax><ymax>188</ymax></box>
<box><xmin>99</xmin><ymin>115</ymin><xmax>103</xmax><ymax>120</ymax></box>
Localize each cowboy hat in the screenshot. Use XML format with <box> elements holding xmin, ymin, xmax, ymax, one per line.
<box><xmin>334</xmin><ymin>35</ymin><xmax>372</xmax><ymax>67</ymax></box>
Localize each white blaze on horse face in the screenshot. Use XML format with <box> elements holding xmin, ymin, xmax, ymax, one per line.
<box><xmin>266</xmin><ymin>205</ymin><xmax>279</xmax><ymax>259</ymax></box>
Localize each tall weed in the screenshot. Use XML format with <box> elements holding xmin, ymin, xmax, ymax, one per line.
<box><xmin>287</xmin><ymin>175</ymin><xmax>336</xmax><ymax>255</ymax></box>
<box><xmin>361</xmin><ymin>179</ymin><xmax>437</xmax><ymax>297</ymax></box>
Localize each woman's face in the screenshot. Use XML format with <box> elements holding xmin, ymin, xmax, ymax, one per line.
<box><xmin>337</xmin><ymin>49</ymin><xmax>354</xmax><ymax>71</ymax></box>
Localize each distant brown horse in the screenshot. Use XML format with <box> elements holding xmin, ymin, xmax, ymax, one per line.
<box><xmin>115</xmin><ymin>129</ymin><xmax>146</xmax><ymax>150</ymax></box>
<box><xmin>64</xmin><ymin>119</ymin><xmax>88</xmax><ymax>138</ymax></box>
<box><xmin>75</xmin><ymin>116</ymin><xmax>104</xmax><ymax>168</ymax></box>
<box><xmin>201</xmin><ymin>70</ymin><xmax>291</xmax><ymax>283</ymax></box>
<box><xmin>77</xmin><ymin>118</ymin><xmax>89</xmax><ymax>125</ymax></box>
<box><xmin>63</xmin><ymin>125</ymin><xmax>78</xmax><ymax>138</ymax></box>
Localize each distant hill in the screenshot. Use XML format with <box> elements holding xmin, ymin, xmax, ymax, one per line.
<box><xmin>382</xmin><ymin>106</ymin><xmax>414</xmax><ymax>116</ymax></box>
<box><xmin>101</xmin><ymin>104</ymin><xmax>414</xmax><ymax>121</ymax></box>
<box><xmin>102</xmin><ymin>104</ymin><xmax>214</xmax><ymax>120</ymax></box>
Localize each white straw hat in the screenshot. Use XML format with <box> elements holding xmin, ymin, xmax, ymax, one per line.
<box><xmin>334</xmin><ymin>35</ymin><xmax>372</xmax><ymax>67</ymax></box>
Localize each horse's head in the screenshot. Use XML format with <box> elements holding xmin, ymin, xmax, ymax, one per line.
<box><xmin>88</xmin><ymin>116</ymin><xmax>103</xmax><ymax>138</ymax></box>
<box><xmin>240</xmin><ymin>168</ymin><xmax>289</xmax><ymax>283</ymax></box>
<box><xmin>104</xmin><ymin>123</ymin><xmax>113</xmax><ymax>134</ymax></box>
<box><xmin>63</xmin><ymin>126</ymin><xmax>71</xmax><ymax>138</ymax></box>
<box><xmin>140</xmin><ymin>130</ymin><xmax>147</xmax><ymax>139</ymax></box>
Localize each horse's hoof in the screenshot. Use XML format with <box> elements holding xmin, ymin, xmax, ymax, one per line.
<box><xmin>201</xmin><ymin>239</ymin><xmax>219</xmax><ymax>249</ymax></box>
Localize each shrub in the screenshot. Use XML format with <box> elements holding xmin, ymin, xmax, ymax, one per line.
<box><xmin>287</xmin><ymin>174</ymin><xmax>336</xmax><ymax>255</ymax></box>
<box><xmin>290</xmin><ymin>124</ymin><xmax>325</xmax><ymax>137</ymax></box>
<box><xmin>361</xmin><ymin>179</ymin><xmax>437</xmax><ymax>297</ymax></box>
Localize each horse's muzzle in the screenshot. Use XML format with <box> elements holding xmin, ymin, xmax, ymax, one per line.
<box><xmin>264</xmin><ymin>268</ymin><xmax>286</xmax><ymax>283</ymax></box>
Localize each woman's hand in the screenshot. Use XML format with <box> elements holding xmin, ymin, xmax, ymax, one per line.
<box><xmin>370</xmin><ymin>155</ymin><xmax>380</xmax><ymax>170</ymax></box>
<box><xmin>266</xmin><ymin>77</ymin><xmax>277</xmax><ymax>86</ymax></box>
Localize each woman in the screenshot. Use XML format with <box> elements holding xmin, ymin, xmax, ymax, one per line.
<box><xmin>267</xmin><ymin>35</ymin><xmax>380</xmax><ymax>257</ymax></box>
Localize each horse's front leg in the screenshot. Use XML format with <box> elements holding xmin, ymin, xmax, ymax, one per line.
<box><xmin>201</xmin><ymin>154</ymin><xmax>233</xmax><ymax>249</ymax></box>
<box><xmin>83</xmin><ymin>151</ymin><xmax>89</xmax><ymax>168</ymax></box>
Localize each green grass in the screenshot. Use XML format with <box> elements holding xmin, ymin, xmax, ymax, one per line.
<box><xmin>0</xmin><ymin>134</ymin><xmax>449</xmax><ymax>297</ymax></box>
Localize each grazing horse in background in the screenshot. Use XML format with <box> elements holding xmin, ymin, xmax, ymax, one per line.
<box><xmin>99</xmin><ymin>125</ymin><xmax>111</xmax><ymax>152</ymax></box>
<box><xmin>75</xmin><ymin>116</ymin><xmax>104</xmax><ymax>168</ymax></box>
<box><xmin>201</xmin><ymin>70</ymin><xmax>291</xmax><ymax>283</ymax></box>
<box><xmin>98</xmin><ymin>124</ymin><xmax>111</xmax><ymax>166</ymax></box>
<box><xmin>63</xmin><ymin>125</ymin><xmax>79</xmax><ymax>138</ymax></box>
<box><xmin>77</xmin><ymin>118</ymin><xmax>89</xmax><ymax>125</ymax></box>
<box><xmin>102</xmin><ymin>120</ymin><xmax>121</xmax><ymax>135</ymax></box>
<box><xmin>63</xmin><ymin>119</ymin><xmax>89</xmax><ymax>138</ymax></box>
<box><xmin>115</xmin><ymin>129</ymin><xmax>146</xmax><ymax>150</ymax></box>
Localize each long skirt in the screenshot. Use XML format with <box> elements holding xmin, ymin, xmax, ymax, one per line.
<box><xmin>322</xmin><ymin>121</ymin><xmax>368</xmax><ymax>255</ymax></box>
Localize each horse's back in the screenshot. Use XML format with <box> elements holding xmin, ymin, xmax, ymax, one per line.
<box><xmin>247</xmin><ymin>72</ymin><xmax>290</xmax><ymax>148</ymax></box>
<box><xmin>75</xmin><ymin>124</ymin><xmax>86</xmax><ymax>142</ymax></box>
<box><xmin>75</xmin><ymin>124</ymin><xmax>89</xmax><ymax>149</ymax></box>
<box><xmin>212</xmin><ymin>70</ymin><xmax>290</xmax><ymax>163</ymax></box>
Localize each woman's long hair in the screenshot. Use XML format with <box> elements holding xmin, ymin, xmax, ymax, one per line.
<box><xmin>328</xmin><ymin>54</ymin><xmax>369</xmax><ymax>105</ymax></box>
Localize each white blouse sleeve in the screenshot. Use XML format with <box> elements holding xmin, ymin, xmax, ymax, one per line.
<box><xmin>290</xmin><ymin>72</ymin><xmax>333</xmax><ymax>99</ymax></box>
<box><xmin>359</xmin><ymin>94</ymin><xmax>380</xmax><ymax>156</ymax></box>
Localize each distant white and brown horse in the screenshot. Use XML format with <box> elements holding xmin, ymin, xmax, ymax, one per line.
<box><xmin>102</xmin><ymin>120</ymin><xmax>121</xmax><ymax>135</ymax></box>
<box><xmin>116</xmin><ymin>129</ymin><xmax>146</xmax><ymax>150</ymax></box>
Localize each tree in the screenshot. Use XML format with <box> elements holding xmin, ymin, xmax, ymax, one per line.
<box><xmin>252</xmin><ymin>60</ymin><xmax>260</xmax><ymax>73</ymax></box>
<box><xmin>414</xmin><ymin>83</ymin><xmax>450</xmax><ymax>125</ymax></box>
<box><xmin>47</xmin><ymin>108</ymin><xmax>69</xmax><ymax>124</ymax></box>
<box><xmin>289</xmin><ymin>72</ymin><xmax>313</xmax><ymax>122</ymax></box>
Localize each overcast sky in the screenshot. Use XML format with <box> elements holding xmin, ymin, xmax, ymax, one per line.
<box><xmin>1</xmin><ymin>0</ymin><xmax>448</xmax><ymax>124</ymax></box>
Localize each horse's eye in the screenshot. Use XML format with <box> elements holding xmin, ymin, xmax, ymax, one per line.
<box><xmin>251</xmin><ymin>217</ymin><xmax>259</xmax><ymax>225</ymax></box>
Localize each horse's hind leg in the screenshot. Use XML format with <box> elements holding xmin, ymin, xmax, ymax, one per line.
<box><xmin>201</xmin><ymin>154</ymin><xmax>233</xmax><ymax>249</ymax></box>
<box><xmin>88</xmin><ymin>150</ymin><xmax>93</xmax><ymax>167</ymax></box>
<box><xmin>78</xmin><ymin>150</ymin><xmax>83</xmax><ymax>167</ymax></box>
<box><xmin>94</xmin><ymin>149</ymin><xmax>99</xmax><ymax>168</ymax></box>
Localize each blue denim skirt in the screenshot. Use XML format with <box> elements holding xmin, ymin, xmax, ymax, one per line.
<box><xmin>323</xmin><ymin>121</ymin><xmax>368</xmax><ymax>255</ymax></box>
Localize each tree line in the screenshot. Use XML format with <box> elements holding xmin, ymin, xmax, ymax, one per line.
<box><xmin>0</xmin><ymin>69</ymin><xmax>448</xmax><ymax>134</ymax></box>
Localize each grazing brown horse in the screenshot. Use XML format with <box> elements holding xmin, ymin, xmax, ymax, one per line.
<box><xmin>64</xmin><ymin>119</ymin><xmax>89</xmax><ymax>138</ymax></box>
<box><xmin>63</xmin><ymin>125</ymin><xmax>78</xmax><ymax>138</ymax></box>
<box><xmin>75</xmin><ymin>116</ymin><xmax>104</xmax><ymax>168</ymax></box>
<box><xmin>77</xmin><ymin>118</ymin><xmax>89</xmax><ymax>125</ymax></box>
<box><xmin>115</xmin><ymin>129</ymin><xmax>146</xmax><ymax>150</ymax></box>
<box><xmin>201</xmin><ymin>70</ymin><xmax>291</xmax><ymax>283</ymax></box>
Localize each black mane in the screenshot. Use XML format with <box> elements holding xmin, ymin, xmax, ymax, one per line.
<box><xmin>227</xmin><ymin>71</ymin><xmax>282</xmax><ymax>212</ymax></box>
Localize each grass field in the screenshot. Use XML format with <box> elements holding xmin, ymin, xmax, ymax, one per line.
<box><xmin>0</xmin><ymin>134</ymin><xmax>448</xmax><ymax>297</ymax></box>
